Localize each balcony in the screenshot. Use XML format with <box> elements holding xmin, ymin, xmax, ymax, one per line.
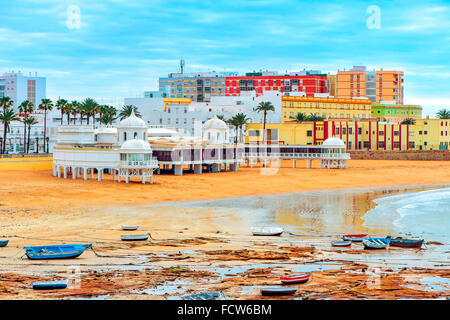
<box><xmin>120</xmin><ymin>159</ymin><xmax>159</xmax><ymax>168</ymax></box>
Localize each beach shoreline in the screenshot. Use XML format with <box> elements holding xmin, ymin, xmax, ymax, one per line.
<box><xmin>0</xmin><ymin>160</ymin><xmax>449</xmax><ymax>299</ymax></box>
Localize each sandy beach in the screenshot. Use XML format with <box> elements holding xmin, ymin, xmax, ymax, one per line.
<box><xmin>0</xmin><ymin>159</ymin><xmax>449</xmax><ymax>300</ymax></box>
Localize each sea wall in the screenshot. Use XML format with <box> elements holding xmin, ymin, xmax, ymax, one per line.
<box><xmin>349</xmin><ymin>150</ymin><xmax>450</xmax><ymax>161</ymax></box>
<box><xmin>0</xmin><ymin>157</ymin><xmax>53</xmax><ymax>171</ymax></box>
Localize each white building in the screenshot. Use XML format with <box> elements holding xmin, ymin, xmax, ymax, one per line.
<box><xmin>124</xmin><ymin>91</ymin><xmax>283</xmax><ymax>139</ymax></box>
<box><xmin>0</xmin><ymin>72</ymin><xmax>46</xmax><ymax>109</ymax></box>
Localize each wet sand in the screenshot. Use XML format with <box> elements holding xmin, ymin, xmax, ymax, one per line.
<box><xmin>0</xmin><ymin>160</ymin><xmax>449</xmax><ymax>299</ymax></box>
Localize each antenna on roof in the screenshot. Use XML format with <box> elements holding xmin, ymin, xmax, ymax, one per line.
<box><xmin>180</xmin><ymin>59</ymin><xmax>185</xmax><ymax>74</ymax></box>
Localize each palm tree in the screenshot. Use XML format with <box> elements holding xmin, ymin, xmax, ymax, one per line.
<box><xmin>37</xmin><ymin>98</ymin><xmax>53</xmax><ymax>153</ymax></box>
<box><xmin>0</xmin><ymin>97</ymin><xmax>14</xmax><ymax>112</ymax></box>
<box><xmin>64</xmin><ymin>102</ymin><xmax>73</xmax><ymax>124</ymax></box>
<box><xmin>0</xmin><ymin>108</ymin><xmax>20</xmax><ymax>154</ymax></box>
<box><xmin>70</xmin><ymin>101</ymin><xmax>81</xmax><ymax>124</ymax></box>
<box><xmin>216</xmin><ymin>115</ymin><xmax>226</xmax><ymax>121</ymax></box>
<box><xmin>24</xmin><ymin>116</ymin><xmax>38</xmax><ymax>153</ymax></box>
<box><xmin>295</xmin><ymin>112</ymin><xmax>307</xmax><ymax>122</ymax></box>
<box><xmin>255</xmin><ymin>101</ymin><xmax>275</xmax><ymax>144</ymax></box>
<box><xmin>233</xmin><ymin>113</ymin><xmax>250</xmax><ymax>143</ymax></box>
<box><xmin>305</xmin><ymin>114</ymin><xmax>325</xmax><ymax>121</ymax></box>
<box><xmin>81</xmin><ymin>98</ymin><xmax>99</xmax><ymax>125</ymax></box>
<box><xmin>18</xmin><ymin>100</ymin><xmax>34</xmax><ymax>153</ymax></box>
<box><xmin>437</xmin><ymin>109</ymin><xmax>450</xmax><ymax>119</ymax></box>
<box><xmin>401</xmin><ymin>118</ymin><xmax>416</xmax><ymax>125</ymax></box>
<box><xmin>55</xmin><ymin>98</ymin><xmax>68</xmax><ymax>125</ymax></box>
<box><xmin>119</xmin><ymin>105</ymin><xmax>141</xmax><ymax>120</ymax></box>
<box><xmin>228</xmin><ymin>116</ymin><xmax>240</xmax><ymax>144</ymax></box>
<box><xmin>99</xmin><ymin>113</ymin><xmax>117</xmax><ymax>126</ymax></box>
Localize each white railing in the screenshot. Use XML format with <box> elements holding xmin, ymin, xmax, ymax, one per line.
<box><xmin>120</xmin><ymin>159</ymin><xmax>159</xmax><ymax>167</ymax></box>
<box><xmin>244</xmin><ymin>152</ymin><xmax>350</xmax><ymax>160</ymax></box>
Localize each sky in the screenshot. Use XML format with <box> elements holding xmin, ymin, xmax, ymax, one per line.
<box><xmin>0</xmin><ymin>0</ymin><xmax>449</xmax><ymax>117</ymax></box>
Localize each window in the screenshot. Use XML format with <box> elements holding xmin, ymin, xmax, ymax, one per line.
<box><xmin>307</xmin><ymin>130</ymin><xmax>313</xmax><ymax>137</ymax></box>
<box><xmin>249</xmin><ymin>130</ymin><xmax>260</xmax><ymax>137</ymax></box>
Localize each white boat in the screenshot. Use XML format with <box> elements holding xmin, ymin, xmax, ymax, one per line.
<box><xmin>122</xmin><ymin>225</ymin><xmax>139</xmax><ymax>231</ymax></box>
<box><xmin>251</xmin><ymin>227</ymin><xmax>284</xmax><ymax>236</ymax></box>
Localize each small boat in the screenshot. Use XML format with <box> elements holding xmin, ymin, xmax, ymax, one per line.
<box><xmin>280</xmin><ymin>273</ymin><xmax>310</xmax><ymax>285</ymax></box>
<box><xmin>342</xmin><ymin>234</ymin><xmax>368</xmax><ymax>242</ymax></box>
<box><xmin>388</xmin><ymin>236</ymin><xmax>424</xmax><ymax>248</ymax></box>
<box><xmin>182</xmin><ymin>292</ymin><xmax>225</xmax><ymax>300</ymax></box>
<box><xmin>121</xmin><ymin>225</ymin><xmax>139</xmax><ymax>231</ymax></box>
<box><xmin>25</xmin><ymin>244</ymin><xmax>92</xmax><ymax>260</ymax></box>
<box><xmin>261</xmin><ymin>286</ymin><xmax>297</xmax><ymax>296</ymax></box>
<box><xmin>121</xmin><ymin>233</ymin><xmax>151</xmax><ymax>241</ymax></box>
<box><xmin>251</xmin><ymin>227</ymin><xmax>283</xmax><ymax>236</ymax></box>
<box><xmin>0</xmin><ymin>240</ymin><xmax>9</xmax><ymax>247</ymax></box>
<box><xmin>331</xmin><ymin>240</ymin><xmax>352</xmax><ymax>247</ymax></box>
<box><xmin>32</xmin><ymin>280</ymin><xmax>68</xmax><ymax>290</ymax></box>
<box><xmin>362</xmin><ymin>238</ymin><xmax>390</xmax><ymax>249</ymax></box>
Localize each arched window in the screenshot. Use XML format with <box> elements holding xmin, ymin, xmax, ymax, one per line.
<box><xmin>123</xmin><ymin>132</ymin><xmax>127</xmax><ymax>141</ymax></box>
<box><xmin>208</xmin><ymin>132</ymin><xmax>211</xmax><ymax>140</ymax></box>
<box><xmin>134</xmin><ymin>132</ymin><xmax>138</xmax><ymax>139</ymax></box>
<box><xmin>217</xmin><ymin>132</ymin><xmax>220</xmax><ymax>140</ymax></box>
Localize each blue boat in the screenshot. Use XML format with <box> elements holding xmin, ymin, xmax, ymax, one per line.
<box><xmin>362</xmin><ymin>238</ymin><xmax>390</xmax><ymax>249</ymax></box>
<box><xmin>0</xmin><ymin>240</ymin><xmax>9</xmax><ymax>247</ymax></box>
<box><xmin>33</xmin><ymin>280</ymin><xmax>68</xmax><ymax>290</ymax></box>
<box><xmin>25</xmin><ymin>244</ymin><xmax>92</xmax><ymax>260</ymax></box>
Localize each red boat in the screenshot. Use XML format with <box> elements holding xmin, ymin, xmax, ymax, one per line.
<box><xmin>342</xmin><ymin>234</ymin><xmax>368</xmax><ymax>242</ymax></box>
<box><xmin>280</xmin><ymin>273</ymin><xmax>310</xmax><ymax>285</ymax></box>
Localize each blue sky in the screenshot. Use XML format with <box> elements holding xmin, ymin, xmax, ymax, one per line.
<box><xmin>1</xmin><ymin>0</ymin><xmax>449</xmax><ymax>116</ymax></box>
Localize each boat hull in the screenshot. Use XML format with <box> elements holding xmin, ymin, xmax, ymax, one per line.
<box><xmin>25</xmin><ymin>244</ymin><xmax>91</xmax><ymax>260</ymax></box>
<box><xmin>251</xmin><ymin>227</ymin><xmax>284</xmax><ymax>236</ymax></box>
<box><xmin>390</xmin><ymin>238</ymin><xmax>424</xmax><ymax>248</ymax></box>
<box><xmin>0</xmin><ymin>240</ymin><xmax>8</xmax><ymax>247</ymax></box>
<box><xmin>332</xmin><ymin>240</ymin><xmax>352</xmax><ymax>247</ymax></box>
<box><xmin>280</xmin><ymin>274</ymin><xmax>310</xmax><ymax>284</ymax></box>
<box><xmin>362</xmin><ymin>238</ymin><xmax>390</xmax><ymax>249</ymax></box>
<box><xmin>33</xmin><ymin>281</ymin><xmax>68</xmax><ymax>290</ymax></box>
<box><xmin>261</xmin><ymin>287</ymin><xmax>297</xmax><ymax>296</ymax></box>
<box><xmin>121</xmin><ymin>234</ymin><xmax>149</xmax><ymax>241</ymax></box>
<box><xmin>342</xmin><ymin>234</ymin><xmax>368</xmax><ymax>242</ymax></box>
<box><xmin>122</xmin><ymin>226</ymin><xmax>139</xmax><ymax>231</ymax></box>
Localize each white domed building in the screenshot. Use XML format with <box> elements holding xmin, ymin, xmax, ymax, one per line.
<box><xmin>52</xmin><ymin>112</ymin><xmax>158</xmax><ymax>184</ymax></box>
<box><xmin>319</xmin><ymin>137</ymin><xmax>349</xmax><ymax>169</ymax></box>
<box><xmin>117</xmin><ymin>110</ymin><xmax>148</xmax><ymax>144</ymax></box>
<box><xmin>202</xmin><ymin>116</ymin><xmax>230</xmax><ymax>144</ymax></box>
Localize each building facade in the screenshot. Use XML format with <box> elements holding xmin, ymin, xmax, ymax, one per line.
<box><xmin>281</xmin><ymin>96</ymin><xmax>372</xmax><ymax>122</ymax></box>
<box><xmin>246</xmin><ymin>119</ymin><xmax>450</xmax><ymax>151</ymax></box>
<box><xmin>371</xmin><ymin>104</ymin><xmax>422</xmax><ymax>123</ymax></box>
<box><xmin>337</xmin><ymin>66</ymin><xmax>403</xmax><ymax>104</ymax></box>
<box><xmin>0</xmin><ymin>72</ymin><xmax>46</xmax><ymax>109</ymax></box>
<box><xmin>124</xmin><ymin>91</ymin><xmax>283</xmax><ymax>138</ymax></box>
<box><xmin>158</xmin><ymin>71</ymin><xmax>238</xmax><ymax>102</ymax></box>
<box><xmin>225</xmin><ymin>73</ymin><xmax>328</xmax><ymax>97</ymax></box>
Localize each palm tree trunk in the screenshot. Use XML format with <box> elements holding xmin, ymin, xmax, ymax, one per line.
<box><xmin>27</xmin><ymin>125</ymin><xmax>31</xmax><ymax>153</ymax></box>
<box><xmin>23</xmin><ymin>121</ymin><xmax>27</xmax><ymax>153</ymax></box>
<box><xmin>43</xmin><ymin>110</ymin><xmax>47</xmax><ymax>153</ymax></box>
<box><xmin>67</xmin><ymin>113</ymin><xmax>70</xmax><ymax>124</ymax></box>
<box><xmin>87</xmin><ymin>113</ymin><xmax>90</xmax><ymax>125</ymax></box>
<box><xmin>262</xmin><ymin>111</ymin><xmax>267</xmax><ymax>144</ymax></box>
<box><xmin>60</xmin><ymin>110</ymin><xmax>63</xmax><ymax>125</ymax></box>
<box><xmin>3</xmin><ymin>124</ymin><xmax>7</xmax><ymax>154</ymax></box>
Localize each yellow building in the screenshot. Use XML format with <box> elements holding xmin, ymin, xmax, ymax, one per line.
<box><xmin>281</xmin><ymin>96</ymin><xmax>372</xmax><ymax>123</ymax></box>
<box><xmin>246</xmin><ymin>119</ymin><xmax>450</xmax><ymax>151</ymax></box>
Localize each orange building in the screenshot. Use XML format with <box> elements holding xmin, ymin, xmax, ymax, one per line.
<box><xmin>337</xmin><ymin>66</ymin><xmax>404</xmax><ymax>104</ymax></box>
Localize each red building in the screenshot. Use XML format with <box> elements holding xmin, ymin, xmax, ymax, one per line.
<box><xmin>225</xmin><ymin>74</ymin><xmax>328</xmax><ymax>97</ymax></box>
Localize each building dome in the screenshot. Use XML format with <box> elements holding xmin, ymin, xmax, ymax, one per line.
<box><xmin>203</xmin><ymin>115</ymin><xmax>228</xmax><ymax>130</ymax></box>
<box><xmin>118</xmin><ymin>110</ymin><xmax>147</xmax><ymax>128</ymax></box>
<box><xmin>120</xmin><ymin>138</ymin><xmax>151</xmax><ymax>151</ymax></box>
<box><xmin>322</xmin><ymin>137</ymin><xmax>346</xmax><ymax>148</ymax></box>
